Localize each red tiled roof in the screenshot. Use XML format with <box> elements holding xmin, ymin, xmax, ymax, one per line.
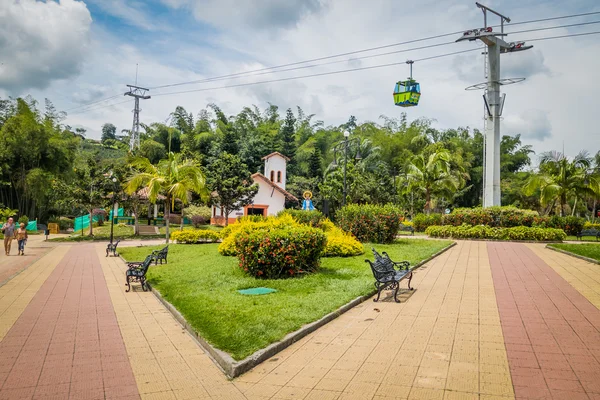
<box><xmin>261</xmin><ymin>152</ymin><xmax>291</xmax><ymax>162</ymax></box>
<box><xmin>252</xmin><ymin>173</ymin><xmax>298</xmax><ymax>201</ymax></box>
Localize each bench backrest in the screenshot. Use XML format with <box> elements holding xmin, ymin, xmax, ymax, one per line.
<box><xmin>366</xmin><ymin>259</ymin><xmax>396</xmax><ymax>282</ymax></box>
<box><xmin>139</xmin><ymin>255</ymin><xmax>154</xmax><ymax>274</ymax></box>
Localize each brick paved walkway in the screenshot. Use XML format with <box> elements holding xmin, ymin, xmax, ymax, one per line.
<box><xmin>0</xmin><ymin>245</ymin><xmax>138</xmax><ymax>400</ymax></box>
<box><xmin>2</xmin><ymin>241</ymin><xmax>600</xmax><ymax>399</ymax></box>
<box><xmin>489</xmin><ymin>242</ymin><xmax>600</xmax><ymax>400</ymax></box>
<box><xmin>0</xmin><ymin>235</ymin><xmax>54</xmax><ymax>286</ymax></box>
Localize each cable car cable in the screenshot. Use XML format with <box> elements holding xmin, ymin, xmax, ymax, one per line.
<box><xmin>149</xmin><ymin>19</ymin><xmax>600</xmax><ymax>96</ymax></box>
<box><xmin>64</xmin><ymin>29</ymin><xmax>600</xmax><ymax>118</ymax></box>
<box><xmin>148</xmin><ymin>11</ymin><xmax>600</xmax><ymax>91</ymax></box>
<box><xmin>64</xmin><ymin>10</ymin><xmax>600</xmax><ymax>112</ymax></box>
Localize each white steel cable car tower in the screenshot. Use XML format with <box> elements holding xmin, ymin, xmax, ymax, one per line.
<box><xmin>458</xmin><ymin>2</ymin><xmax>532</xmax><ymax>207</ymax></box>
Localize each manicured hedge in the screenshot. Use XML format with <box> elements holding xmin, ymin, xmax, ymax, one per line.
<box><xmin>235</xmin><ymin>226</ymin><xmax>327</xmax><ymax>278</ymax></box>
<box><xmin>171</xmin><ymin>229</ymin><xmax>221</xmax><ymax>243</ymax></box>
<box><xmin>532</xmin><ymin>215</ymin><xmax>585</xmax><ymax>236</ymax></box>
<box><xmin>336</xmin><ymin>204</ymin><xmax>403</xmax><ymax>243</ymax></box>
<box><xmin>414</xmin><ymin>207</ymin><xmax>585</xmax><ymax>236</ymax></box>
<box><xmin>442</xmin><ymin>206</ymin><xmax>539</xmax><ymax>227</ymax></box>
<box><xmin>425</xmin><ymin>224</ymin><xmax>566</xmax><ymax>241</ymax></box>
<box><xmin>413</xmin><ymin>213</ymin><xmax>442</xmax><ymax>232</ymax></box>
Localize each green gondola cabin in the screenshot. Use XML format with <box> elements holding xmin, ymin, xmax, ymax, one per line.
<box><xmin>393</xmin><ymin>79</ymin><xmax>421</xmax><ymax>107</ymax></box>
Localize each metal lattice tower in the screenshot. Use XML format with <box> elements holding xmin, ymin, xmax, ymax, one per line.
<box><xmin>124</xmin><ymin>85</ymin><xmax>151</xmax><ymax>151</ymax></box>
<box><xmin>457</xmin><ymin>2</ymin><xmax>532</xmax><ymax>207</ymax></box>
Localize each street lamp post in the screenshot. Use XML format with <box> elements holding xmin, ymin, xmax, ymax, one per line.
<box><xmin>332</xmin><ymin>130</ymin><xmax>361</xmax><ymax>207</ymax></box>
<box><xmin>109</xmin><ymin>177</ymin><xmax>117</xmax><ymax>245</ymax></box>
<box><xmin>104</xmin><ymin>172</ymin><xmax>118</xmax><ymax>246</ymax></box>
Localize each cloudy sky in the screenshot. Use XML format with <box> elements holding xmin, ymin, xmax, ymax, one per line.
<box><xmin>1</xmin><ymin>0</ymin><xmax>599</xmax><ymax>159</ymax></box>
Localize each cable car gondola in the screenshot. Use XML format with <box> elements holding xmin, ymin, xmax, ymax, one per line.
<box><xmin>393</xmin><ymin>60</ymin><xmax>421</xmax><ymax>107</ymax></box>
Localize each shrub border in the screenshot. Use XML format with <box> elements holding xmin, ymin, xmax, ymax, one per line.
<box><xmin>122</xmin><ymin>241</ymin><xmax>456</xmax><ymax>378</ymax></box>
<box><xmin>546</xmin><ymin>244</ymin><xmax>600</xmax><ymax>265</ymax></box>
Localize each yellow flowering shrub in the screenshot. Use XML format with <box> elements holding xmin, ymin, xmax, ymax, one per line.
<box><xmin>218</xmin><ymin>213</ymin><xmax>363</xmax><ymax>257</ymax></box>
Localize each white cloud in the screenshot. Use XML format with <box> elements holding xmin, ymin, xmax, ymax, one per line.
<box><xmin>503</xmin><ymin>109</ymin><xmax>552</xmax><ymax>141</ymax></box>
<box><xmin>160</xmin><ymin>0</ymin><xmax>324</xmax><ymax>30</ymax></box>
<box><xmin>19</xmin><ymin>0</ymin><xmax>600</xmax><ymax>161</ymax></box>
<box><xmin>0</xmin><ymin>0</ymin><xmax>92</xmax><ymax>94</ymax></box>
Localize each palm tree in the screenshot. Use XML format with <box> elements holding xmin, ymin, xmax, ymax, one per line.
<box><xmin>406</xmin><ymin>149</ymin><xmax>466</xmax><ymax>213</ymax></box>
<box><xmin>126</xmin><ymin>152</ymin><xmax>207</xmax><ymax>243</ymax></box>
<box><xmin>525</xmin><ymin>151</ymin><xmax>600</xmax><ymax>216</ymax></box>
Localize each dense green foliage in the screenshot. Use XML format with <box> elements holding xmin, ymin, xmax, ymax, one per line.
<box><xmin>2</xmin><ymin>96</ymin><xmax>599</xmax><ymax>229</ymax></box>
<box><xmin>336</xmin><ymin>204</ymin><xmax>403</xmax><ymax>243</ymax></box>
<box><xmin>278</xmin><ymin>209</ymin><xmax>325</xmax><ymax>228</ymax></box>
<box><xmin>235</xmin><ymin>225</ymin><xmax>327</xmax><ymax>278</ymax></box>
<box><xmin>425</xmin><ymin>224</ymin><xmax>566</xmax><ymax>241</ymax></box>
<box><xmin>442</xmin><ymin>206</ymin><xmax>539</xmax><ymax>227</ymax></box>
<box><xmin>413</xmin><ymin>213</ymin><xmax>443</xmax><ymax>232</ymax></box>
<box><xmin>525</xmin><ymin>151</ymin><xmax>600</xmax><ymax>216</ymax></box>
<box><xmin>206</xmin><ymin>153</ymin><xmax>258</xmax><ymax>226</ymax></box>
<box><xmin>118</xmin><ymin>240</ymin><xmax>452</xmax><ymax>359</ymax></box>
<box><xmin>170</xmin><ymin>229</ymin><xmax>220</xmax><ymax>243</ymax></box>
<box><xmin>182</xmin><ymin>205</ymin><xmax>212</xmax><ymax>227</ymax></box>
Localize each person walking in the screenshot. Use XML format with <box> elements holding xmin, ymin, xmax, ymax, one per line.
<box><xmin>1</xmin><ymin>217</ymin><xmax>15</xmax><ymax>256</ymax></box>
<box><xmin>16</xmin><ymin>223</ymin><xmax>28</xmax><ymax>256</ymax></box>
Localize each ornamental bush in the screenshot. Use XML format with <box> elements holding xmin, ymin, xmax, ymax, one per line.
<box><xmin>279</xmin><ymin>209</ymin><xmax>325</xmax><ymax>228</ymax></box>
<box><xmin>183</xmin><ymin>205</ymin><xmax>212</xmax><ymax>227</ymax></box>
<box><xmin>425</xmin><ymin>224</ymin><xmax>566</xmax><ymax>241</ymax></box>
<box><xmin>583</xmin><ymin>222</ymin><xmax>600</xmax><ymax>230</ymax></box>
<box><xmin>171</xmin><ymin>229</ymin><xmax>221</xmax><ymax>243</ymax></box>
<box><xmin>532</xmin><ymin>215</ymin><xmax>585</xmax><ymax>235</ymax></box>
<box><xmin>441</xmin><ymin>206</ymin><xmax>538</xmax><ymax>227</ymax></box>
<box><xmin>412</xmin><ymin>213</ymin><xmax>442</xmax><ymax>232</ymax></box>
<box><xmin>235</xmin><ymin>226</ymin><xmax>327</xmax><ymax>279</ymax></box>
<box><xmin>336</xmin><ymin>204</ymin><xmax>403</xmax><ymax>243</ymax></box>
<box><xmin>218</xmin><ymin>214</ymin><xmax>363</xmax><ymax>257</ymax></box>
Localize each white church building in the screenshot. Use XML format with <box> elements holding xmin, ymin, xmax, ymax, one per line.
<box><xmin>211</xmin><ymin>152</ymin><xmax>298</xmax><ymax>225</ymax></box>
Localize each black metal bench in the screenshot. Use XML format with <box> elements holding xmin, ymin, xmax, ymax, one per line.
<box><xmin>152</xmin><ymin>246</ymin><xmax>168</xmax><ymax>265</ymax></box>
<box><xmin>576</xmin><ymin>229</ymin><xmax>600</xmax><ymax>241</ymax></box>
<box><xmin>399</xmin><ymin>224</ymin><xmax>415</xmax><ymax>236</ymax></box>
<box><xmin>106</xmin><ymin>239</ymin><xmax>121</xmax><ymax>257</ymax></box>
<box><xmin>365</xmin><ymin>248</ymin><xmax>413</xmax><ymax>303</ymax></box>
<box><xmin>125</xmin><ymin>255</ymin><xmax>154</xmax><ymax>292</ymax></box>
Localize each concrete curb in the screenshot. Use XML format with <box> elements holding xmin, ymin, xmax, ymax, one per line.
<box><xmin>545</xmin><ymin>244</ymin><xmax>600</xmax><ymax>265</ymax></box>
<box><xmin>120</xmin><ymin>241</ymin><xmax>456</xmax><ymax>378</ymax></box>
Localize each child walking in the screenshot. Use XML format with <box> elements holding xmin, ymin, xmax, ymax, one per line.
<box><xmin>16</xmin><ymin>223</ymin><xmax>28</xmax><ymax>256</ymax></box>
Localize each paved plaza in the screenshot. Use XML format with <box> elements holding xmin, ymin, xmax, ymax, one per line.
<box><xmin>1</xmin><ymin>237</ymin><xmax>600</xmax><ymax>399</ymax></box>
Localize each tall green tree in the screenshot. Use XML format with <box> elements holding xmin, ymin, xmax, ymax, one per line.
<box><xmin>101</xmin><ymin>123</ymin><xmax>117</xmax><ymax>143</ymax></box>
<box><xmin>279</xmin><ymin>108</ymin><xmax>296</xmax><ymax>162</ymax></box>
<box><xmin>525</xmin><ymin>151</ymin><xmax>599</xmax><ymax>216</ymax></box>
<box><xmin>126</xmin><ymin>152</ymin><xmax>207</xmax><ymax>242</ymax></box>
<box><xmin>207</xmin><ymin>153</ymin><xmax>258</xmax><ymax>226</ymax></box>
<box><xmin>308</xmin><ymin>148</ymin><xmax>322</xmax><ymax>179</ymax></box>
<box><xmin>406</xmin><ymin>149</ymin><xmax>466</xmax><ymax>213</ymax></box>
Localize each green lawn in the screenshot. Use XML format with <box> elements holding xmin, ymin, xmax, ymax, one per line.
<box><xmin>566</xmin><ymin>236</ymin><xmax>600</xmax><ymax>242</ymax></box>
<box><xmin>158</xmin><ymin>224</ymin><xmax>223</xmax><ymax>235</ymax></box>
<box><xmin>77</xmin><ymin>224</ymin><xmax>134</xmax><ymax>237</ymax></box>
<box><xmin>549</xmin><ymin>243</ymin><xmax>600</xmax><ymax>262</ymax></box>
<box><xmin>119</xmin><ymin>239</ymin><xmax>452</xmax><ymax>360</ymax></box>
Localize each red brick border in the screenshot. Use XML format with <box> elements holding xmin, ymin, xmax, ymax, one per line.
<box><xmin>0</xmin><ymin>245</ymin><xmax>140</xmax><ymax>400</ymax></box>
<box><xmin>489</xmin><ymin>242</ymin><xmax>600</xmax><ymax>400</ymax></box>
